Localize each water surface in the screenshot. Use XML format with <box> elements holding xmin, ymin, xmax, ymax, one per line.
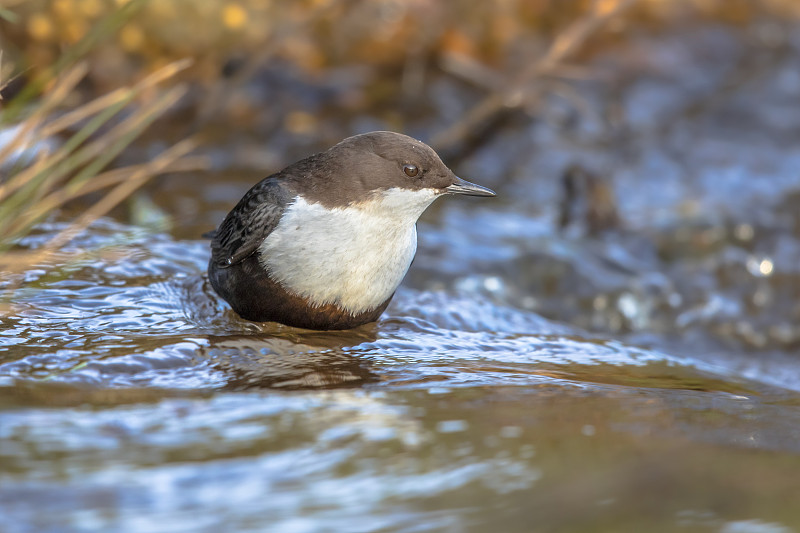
<box><xmin>2</xmin><ymin>213</ymin><xmax>800</xmax><ymax>533</ymax></box>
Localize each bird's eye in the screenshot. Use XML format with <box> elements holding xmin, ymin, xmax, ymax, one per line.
<box><xmin>403</xmin><ymin>164</ymin><xmax>419</xmax><ymax>177</ymax></box>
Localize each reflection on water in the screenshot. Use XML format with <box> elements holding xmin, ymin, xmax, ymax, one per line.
<box><xmin>209</xmin><ymin>336</ymin><xmax>381</xmax><ymax>390</ymax></box>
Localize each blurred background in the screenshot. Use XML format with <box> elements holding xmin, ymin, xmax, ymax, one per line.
<box><xmin>3</xmin><ymin>1</ymin><xmax>800</xmax><ymax>531</ymax></box>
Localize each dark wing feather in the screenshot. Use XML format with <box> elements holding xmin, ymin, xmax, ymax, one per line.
<box><xmin>210</xmin><ymin>177</ymin><xmax>294</xmax><ymax>268</ymax></box>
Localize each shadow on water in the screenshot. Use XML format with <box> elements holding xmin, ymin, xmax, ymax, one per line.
<box><xmin>206</xmin><ymin>331</ymin><xmax>382</xmax><ymax>391</ymax></box>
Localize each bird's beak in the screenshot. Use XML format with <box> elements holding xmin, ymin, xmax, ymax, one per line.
<box><xmin>445</xmin><ymin>176</ymin><xmax>496</xmax><ymax>197</ymax></box>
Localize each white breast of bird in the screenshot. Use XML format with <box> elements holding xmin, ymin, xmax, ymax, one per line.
<box><xmin>258</xmin><ymin>187</ymin><xmax>439</xmax><ymax>314</ymax></box>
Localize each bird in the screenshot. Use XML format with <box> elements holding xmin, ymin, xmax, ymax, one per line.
<box><xmin>207</xmin><ymin>131</ymin><xmax>495</xmax><ymax>330</ymax></box>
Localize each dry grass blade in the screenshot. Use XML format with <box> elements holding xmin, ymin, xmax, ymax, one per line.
<box><xmin>34</xmin><ymin>157</ymin><xmax>206</xmax><ymax>212</ymax></box>
<box><xmin>432</xmin><ymin>0</ymin><xmax>638</xmax><ymax>152</ymax></box>
<box><xmin>0</xmin><ymin>50</ymin><xmax>29</xmax><ymax>102</ymax></box>
<box><xmin>0</xmin><ymin>59</ymin><xmax>192</xmax><ymax>207</ymax></box>
<box><xmin>0</xmin><ymin>50</ymin><xmax>6</xmax><ymax>97</ymax></box>
<box><xmin>1</xmin><ymin>84</ymin><xmax>189</xmax><ymax>245</ymax></box>
<box><xmin>4</xmin><ymin>0</ymin><xmax>147</xmax><ymax>114</ymax></box>
<box><xmin>0</xmin><ymin>59</ymin><xmax>195</xmax><ymax>249</ymax></box>
<box><xmin>41</xmin><ymin>58</ymin><xmax>192</xmax><ymax>137</ymax></box>
<box><xmin>0</xmin><ymin>52</ymin><xmax>204</xmax><ymax>285</ymax></box>
<box><xmin>0</xmin><ymin>138</ymin><xmax>202</xmax><ymax>272</ymax></box>
<box><xmin>44</xmin><ymin>138</ymin><xmax>199</xmax><ymax>253</ymax></box>
<box><xmin>0</xmin><ymin>88</ymin><xmax>128</xmax><ymax>209</ymax></box>
<box><xmin>0</xmin><ymin>63</ymin><xmax>88</xmax><ymax>167</ymax></box>
<box><xmin>196</xmin><ymin>2</ymin><xmax>340</xmax><ymax>125</ymax></box>
<box><xmin>62</xmin><ymin>85</ymin><xmax>187</xmax><ymax>187</ymax></box>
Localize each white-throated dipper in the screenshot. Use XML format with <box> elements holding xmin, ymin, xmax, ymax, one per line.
<box><xmin>207</xmin><ymin>131</ymin><xmax>495</xmax><ymax>330</ymax></box>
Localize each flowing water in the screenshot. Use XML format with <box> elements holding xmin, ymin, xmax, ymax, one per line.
<box><xmin>3</xmin><ymin>201</ymin><xmax>800</xmax><ymax>532</ymax></box>
<box><xmin>3</xmin><ymin>18</ymin><xmax>800</xmax><ymax>533</ymax></box>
